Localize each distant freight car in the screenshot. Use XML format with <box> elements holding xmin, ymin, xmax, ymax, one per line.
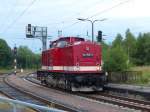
<box><xmin>37</xmin><ymin>36</ymin><xmax>107</xmax><ymax>91</ymax></box>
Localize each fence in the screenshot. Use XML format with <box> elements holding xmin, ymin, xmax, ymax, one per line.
<box><xmin>108</xmin><ymin>71</ymin><xmax>142</xmax><ymax>83</ymax></box>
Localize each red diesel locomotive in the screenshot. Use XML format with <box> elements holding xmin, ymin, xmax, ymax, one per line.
<box><xmin>37</xmin><ymin>36</ymin><xmax>106</xmax><ymax>91</ymax></box>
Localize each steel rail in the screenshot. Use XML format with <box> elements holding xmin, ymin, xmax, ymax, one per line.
<box><xmin>27</xmin><ymin>73</ymin><xmax>150</xmax><ymax>111</ymax></box>
<box><xmin>98</xmin><ymin>93</ymin><xmax>150</xmax><ymax>105</ymax></box>
<box><xmin>0</xmin><ymin>74</ymin><xmax>44</xmax><ymax>112</ymax></box>
<box><xmin>5</xmin><ymin>74</ymin><xmax>78</xmax><ymax>112</ymax></box>
<box><xmin>80</xmin><ymin>93</ymin><xmax>150</xmax><ymax>111</ymax></box>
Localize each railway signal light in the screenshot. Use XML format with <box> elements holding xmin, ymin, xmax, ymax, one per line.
<box><xmin>25</xmin><ymin>24</ymin><xmax>48</xmax><ymax>51</ymax></box>
<box><xmin>28</xmin><ymin>24</ymin><xmax>31</xmax><ymax>31</ymax></box>
<box><xmin>13</xmin><ymin>46</ymin><xmax>17</xmax><ymax>55</ymax></box>
<box><xmin>97</xmin><ymin>31</ymin><xmax>102</xmax><ymax>42</ymax></box>
<box><xmin>26</xmin><ymin>24</ymin><xmax>33</xmax><ymax>38</ymax></box>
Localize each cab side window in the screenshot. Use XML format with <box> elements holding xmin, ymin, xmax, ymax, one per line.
<box><xmin>50</xmin><ymin>42</ymin><xmax>57</xmax><ymax>48</ymax></box>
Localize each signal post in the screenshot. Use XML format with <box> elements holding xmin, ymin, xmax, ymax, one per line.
<box><xmin>26</xmin><ymin>24</ymin><xmax>48</xmax><ymax>51</ymax></box>
<box><xmin>13</xmin><ymin>45</ymin><xmax>17</xmax><ymax>75</ymax></box>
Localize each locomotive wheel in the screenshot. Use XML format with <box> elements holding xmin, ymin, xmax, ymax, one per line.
<box><xmin>65</xmin><ymin>80</ymin><xmax>72</xmax><ymax>91</ymax></box>
<box><xmin>41</xmin><ymin>80</ymin><xmax>48</xmax><ymax>86</ymax></box>
<box><xmin>41</xmin><ymin>80</ymin><xmax>45</xmax><ymax>85</ymax></box>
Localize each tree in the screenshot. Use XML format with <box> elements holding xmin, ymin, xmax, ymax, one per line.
<box><xmin>34</xmin><ymin>54</ymin><xmax>41</xmax><ymax>69</ymax></box>
<box><xmin>0</xmin><ymin>39</ymin><xmax>12</xmax><ymax>68</ymax></box>
<box><xmin>135</xmin><ymin>33</ymin><xmax>150</xmax><ymax>65</ymax></box>
<box><xmin>123</xmin><ymin>29</ymin><xmax>136</xmax><ymax>64</ymax></box>
<box><xmin>103</xmin><ymin>33</ymin><xmax>128</xmax><ymax>72</ymax></box>
<box><xmin>103</xmin><ymin>45</ymin><xmax>128</xmax><ymax>71</ymax></box>
<box><xmin>17</xmin><ymin>46</ymin><xmax>41</xmax><ymax>69</ymax></box>
<box><xmin>101</xmin><ymin>41</ymin><xmax>109</xmax><ymax>60</ymax></box>
<box><xmin>112</xmin><ymin>33</ymin><xmax>123</xmax><ymax>48</ymax></box>
<box><xmin>0</xmin><ymin>38</ymin><xmax>41</xmax><ymax>69</ymax></box>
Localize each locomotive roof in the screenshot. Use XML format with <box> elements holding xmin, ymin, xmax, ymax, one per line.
<box><xmin>48</xmin><ymin>37</ymin><xmax>90</xmax><ymax>49</ymax></box>
<box><xmin>50</xmin><ymin>37</ymin><xmax>84</xmax><ymax>44</ymax></box>
<box><xmin>57</xmin><ymin>37</ymin><xmax>84</xmax><ymax>41</ymax></box>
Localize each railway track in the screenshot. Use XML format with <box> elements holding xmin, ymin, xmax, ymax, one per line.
<box><xmin>26</xmin><ymin>73</ymin><xmax>150</xmax><ymax>112</ymax></box>
<box><xmin>0</xmin><ymin>74</ymin><xmax>45</xmax><ymax>112</ymax></box>
<box><xmin>0</xmin><ymin>74</ymin><xmax>75</xmax><ymax>112</ymax></box>
<box><xmin>78</xmin><ymin>93</ymin><xmax>150</xmax><ymax>112</ymax></box>
<box><xmin>76</xmin><ymin>91</ymin><xmax>150</xmax><ymax>112</ymax></box>
<box><xmin>8</xmin><ymin>73</ymin><xmax>136</xmax><ymax>112</ymax></box>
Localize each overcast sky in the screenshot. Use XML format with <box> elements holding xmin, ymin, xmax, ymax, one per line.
<box><xmin>0</xmin><ymin>0</ymin><xmax>150</xmax><ymax>52</ymax></box>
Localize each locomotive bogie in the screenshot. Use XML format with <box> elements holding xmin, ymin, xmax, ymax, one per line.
<box><xmin>37</xmin><ymin>71</ymin><xmax>106</xmax><ymax>91</ymax></box>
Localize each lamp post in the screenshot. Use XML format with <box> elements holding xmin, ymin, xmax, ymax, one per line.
<box><xmin>77</xmin><ymin>18</ymin><xmax>106</xmax><ymax>42</ymax></box>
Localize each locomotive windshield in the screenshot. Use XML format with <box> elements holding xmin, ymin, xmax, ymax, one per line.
<box><xmin>56</xmin><ymin>41</ymin><xmax>68</xmax><ymax>48</ymax></box>
<box><xmin>50</xmin><ymin>41</ymin><xmax>68</xmax><ymax>48</ymax></box>
<box><xmin>49</xmin><ymin>37</ymin><xmax>85</xmax><ymax>49</ymax></box>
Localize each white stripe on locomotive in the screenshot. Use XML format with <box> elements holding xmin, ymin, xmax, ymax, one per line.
<box><xmin>41</xmin><ymin>66</ymin><xmax>101</xmax><ymax>71</ymax></box>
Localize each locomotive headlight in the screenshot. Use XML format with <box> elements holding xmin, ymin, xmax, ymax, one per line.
<box><xmin>96</xmin><ymin>63</ymin><xmax>101</xmax><ymax>71</ymax></box>
<box><xmin>105</xmin><ymin>72</ymin><xmax>108</xmax><ymax>76</ymax></box>
<box><xmin>97</xmin><ymin>66</ymin><xmax>100</xmax><ymax>71</ymax></box>
<box><xmin>75</xmin><ymin>63</ymin><xmax>80</xmax><ymax>71</ymax></box>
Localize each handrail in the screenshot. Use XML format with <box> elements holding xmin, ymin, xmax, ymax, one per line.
<box><xmin>0</xmin><ymin>96</ymin><xmax>65</xmax><ymax>112</ymax></box>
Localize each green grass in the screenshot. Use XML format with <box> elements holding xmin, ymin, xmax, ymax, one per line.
<box><xmin>0</xmin><ymin>68</ymin><xmax>36</xmax><ymax>75</ymax></box>
<box><xmin>0</xmin><ymin>102</ymin><xmax>36</xmax><ymax>112</ymax></box>
<box><xmin>131</xmin><ymin>66</ymin><xmax>150</xmax><ymax>86</ymax></box>
<box><xmin>132</xmin><ymin>66</ymin><xmax>150</xmax><ymax>73</ymax></box>
<box><xmin>0</xmin><ymin>69</ymin><xmax>13</xmax><ymax>74</ymax></box>
<box><xmin>17</xmin><ymin>69</ymin><xmax>36</xmax><ymax>75</ymax></box>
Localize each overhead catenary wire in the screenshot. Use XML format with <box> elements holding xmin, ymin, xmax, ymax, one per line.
<box><xmin>0</xmin><ymin>0</ymin><xmax>132</xmax><ymax>36</ymax></box>
<box><xmin>1</xmin><ymin>0</ymin><xmax>37</xmax><ymax>34</ymax></box>
<box><xmin>87</xmin><ymin>0</ymin><xmax>131</xmax><ymax>19</ymax></box>
<box><xmin>46</xmin><ymin>0</ymin><xmax>104</xmax><ymax>27</ymax></box>
<box><xmin>63</xmin><ymin>0</ymin><xmax>132</xmax><ymax>30</ymax></box>
<box><xmin>0</xmin><ymin>0</ymin><xmax>18</xmax><ymax>31</ymax></box>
